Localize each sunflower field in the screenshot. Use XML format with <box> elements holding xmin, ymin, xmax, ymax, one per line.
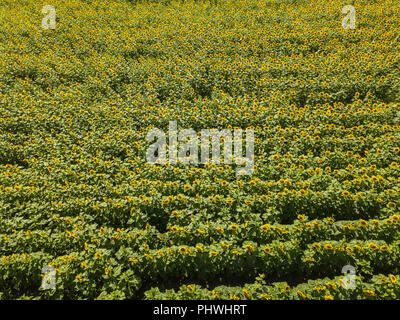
<box><xmin>0</xmin><ymin>0</ymin><xmax>400</xmax><ymax>300</ymax></box>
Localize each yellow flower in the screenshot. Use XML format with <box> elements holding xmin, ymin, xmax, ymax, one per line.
<box><xmin>368</xmin><ymin>243</ymin><xmax>378</xmax><ymax>250</ymax></box>
<box><xmin>242</xmin><ymin>289</ymin><xmax>251</xmax><ymax>297</ymax></box>
<box><xmin>372</xmin><ymin>220</ymin><xmax>380</xmax><ymax>227</ymax></box>
<box><xmin>221</xmin><ymin>243</ymin><xmax>230</xmax><ymax>249</ymax></box>
<box><xmin>359</xmin><ymin>219</ymin><xmax>368</xmax><ymax>227</ymax></box>
<box><xmin>326</xmin><ymin>282</ymin><xmax>337</xmax><ymax>289</ymax></box>
<box><xmin>212</xmin><ymin>290</ymin><xmax>220</xmax><ymax>299</ymax></box>
<box><xmin>229</xmin><ymin>224</ymin><xmax>238</xmax><ymax>231</ymax></box>
<box><xmin>171</xmin><ymin>210</ymin><xmax>179</xmax><ymax>217</ymax></box>
<box><xmin>263</xmin><ymin>246</ymin><xmax>271</xmax><ymax>253</ymax></box>
<box><xmin>387</xmin><ymin>202</ymin><xmax>396</xmax><ymax>209</ymax></box>
<box><xmin>157</xmin><ymin>250</ymin><xmax>165</xmax><ymax>257</ymax></box>
<box><xmin>179</xmin><ymin>246</ymin><xmax>187</xmax><ymax>254</ymax></box>
<box><xmin>260</xmin><ymin>293</ymin><xmax>271</xmax><ymax>300</ymax></box>
<box><xmin>313</xmin><ymin>243</ymin><xmax>321</xmax><ymax>250</ymax></box>
<box><xmin>231</xmin><ymin>250</ymin><xmax>242</xmax><ymax>256</ymax></box>
<box><xmin>260</xmin><ymin>224</ymin><xmax>270</xmax><ymax>231</ymax></box>
<box><xmin>363</xmin><ymin>289</ymin><xmax>375</xmax><ymax>296</ymax></box>
<box><xmin>324</xmin><ymin>295</ymin><xmax>334</xmax><ymax>300</ymax></box>
<box><xmin>385</xmin><ymin>219</ymin><xmax>393</xmax><ymax>225</ymax></box>
<box><xmin>389</xmin><ymin>274</ymin><xmax>397</xmax><ymax>283</ymax></box>
<box><xmin>341</xmin><ymin>190</ymin><xmax>351</xmax><ymax>197</ymax></box>
<box><xmin>244</xmin><ymin>244</ymin><xmax>255</xmax><ymax>252</ymax></box>
<box><xmin>297</xmin><ymin>290</ymin><xmax>307</xmax><ymax>299</ymax></box>
<box><xmin>187</xmin><ymin>285</ymin><xmax>194</xmax><ymax>293</ymax></box>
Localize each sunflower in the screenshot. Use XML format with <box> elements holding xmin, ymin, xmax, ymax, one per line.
<box><xmin>297</xmin><ymin>214</ymin><xmax>305</xmax><ymax>221</ymax></box>
<box><xmin>179</xmin><ymin>246</ymin><xmax>187</xmax><ymax>253</ymax></box>
<box><xmin>363</xmin><ymin>290</ymin><xmax>375</xmax><ymax>296</ymax></box>
<box><xmin>359</xmin><ymin>219</ymin><xmax>368</xmax><ymax>227</ymax></box>
<box><xmin>385</xmin><ymin>219</ymin><xmax>393</xmax><ymax>225</ymax></box>
<box><xmin>242</xmin><ymin>289</ymin><xmax>251</xmax><ymax>298</ymax></box>
<box><xmin>386</xmin><ymin>202</ymin><xmax>396</xmax><ymax>209</ymax></box>
<box><xmin>260</xmin><ymin>224</ymin><xmax>271</xmax><ymax>231</ymax></box>
<box><xmin>195</xmin><ymin>245</ymin><xmax>204</xmax><ymax>253</ymax></box>
<box><xmin>221</xmin><ymin>243</ymin><xmax>230</xmax><ymax>249</ymax></box>
<box><xmin>368</xmin><ymin>243</ymin><xmax>378</xmax><ymax>250</ymax></box>
<box><xmin>372</xmin><ymin>220</ymin><xmax>380</xmax><ymax>227</ymax></box>
<box><xmin>263</xmin><ymin>246</ymin><xmax>271</xmax><ymax>253</ymax></box>
<box><xmin>260</xmin><ymin>293</ymin><xmax>271</xmax><ymax>300</ymax></box>
<box><xmin>313</xmin><ymin>243</ymin><xmax>322</xmax><ymax>250</ymax></box>
<box><xmin>341</xmin><ymin>190</ymin><xmax>351</xmax><ymax>197</ymax></box>
<box><xmin>244</xmin><ymin>244</ymin><xmax>255</xmax><ymax>252</ymax></box>
<box><xmin>187</xmin><ymin>285</ymin><xmax>194</xmax><ymax>293</ymax></box>
<box><xmin>297</xmin><ymin>290</ymin><xmax>307</xmax><ymax>299</ymax></box>
<box><xmin>389</xmin><ymin>274</ymin><xmax>397</xmax><ymax>283</ymax></box>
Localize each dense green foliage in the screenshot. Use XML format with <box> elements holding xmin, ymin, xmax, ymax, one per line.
<box><xmin>0</xmin><ymin>0</ymin><xmax>399</xmax><ymax>299</ymax></box>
